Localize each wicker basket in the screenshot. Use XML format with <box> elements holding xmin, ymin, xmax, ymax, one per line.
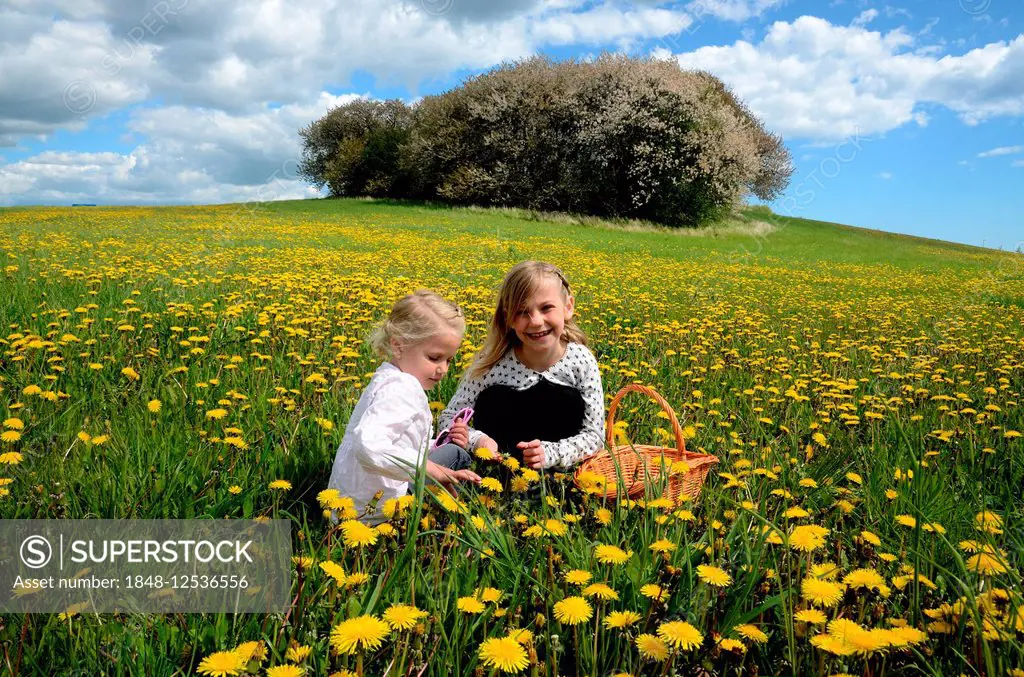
<box><xmin>574</xmin><ymin>384</ymin><xmax>718</xmax><ymax>503</ymax></box>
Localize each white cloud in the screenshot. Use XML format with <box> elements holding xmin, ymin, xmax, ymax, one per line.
<box><xmin>0</xmin><ymin>91</ymin><xmax>360</xmax><ymax>205</ymax></box>
<box><xmin>0</xmin><ymin>0</ymin><xmax>722</xmax><ymax>202</ymax></box>
<box><xmin>531</xmin><ymin>5</ymin><xmax>692</xmax><ymax>47</ymax></box>
<box><xmin>878</xmin><ymin>171</ymin><xmax>893</xmax><ymax>179</ymax></box>
<box><xmin>977</xmin><ymin>145</ymin><xmax>1023</xmax><ymax>157</ymax></box>
<box><xmin>686</xmin><ymin>0</ymin><xmax>786</xmax><ymax>23</ymax></box>
<box><xmin>0</xmin><ymin>0</ymin><xmax>704</xmax><ymax>141</ymax></box>
<box><xmin>0</xmin><ymin>15</ymin><xmax>157</xmax><ymax>145</ymax></box>
<box><xmin>851</xmin><ymin>9</ymin><xmax>878</xmax><ymax>27</ymax></box>
<box><xmin>667</xmin><ymin>16</ymin><xmax>1024</xmax><ymax>140</ymax></box>
<box><xmin>1013</xmin><ymin>159</ymin><xmax>1024</xmax><ymax>167</ymax></box>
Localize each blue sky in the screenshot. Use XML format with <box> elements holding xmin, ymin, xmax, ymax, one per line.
<box><xmin>1</xmin><ymin>0</ymin><xmax>1022</xmax><ymax>250</ymax></box>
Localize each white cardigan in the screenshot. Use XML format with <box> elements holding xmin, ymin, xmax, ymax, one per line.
<box><xmin>328</xmin><ymin>362</ymin><xmax>432</xmax><ymax>522</ymax></box>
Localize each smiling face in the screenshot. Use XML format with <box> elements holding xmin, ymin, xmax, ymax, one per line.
<box><xmin>391</xmin><ymin>328</ymin><xmax>462</xmax><ymax>390</ymax></box>
<box><xmin>510</xmin><ymin>275</ymin><xmax>575</xmax><ymax>355</ymax></box>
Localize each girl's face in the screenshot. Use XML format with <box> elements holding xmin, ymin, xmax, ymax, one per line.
<box><xmin>510</xmin><ymin>276</ymin><xmax>574</xmax><ymax>353</ymax></box>
<box><xmin>391</xmin><ymin>329</ymin><xmax>462</xmax><ymax>390</ymax></box>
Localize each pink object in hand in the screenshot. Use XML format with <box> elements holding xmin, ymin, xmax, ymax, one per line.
<box><xmin>432</xmin><ymin>407</ymin><xmax>474</xmax><ymax>449</ymax></box>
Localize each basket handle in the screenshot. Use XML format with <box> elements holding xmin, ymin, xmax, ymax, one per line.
<box><xmin>605</xmin><ymin>384</ymin><xmax>686</xmax><ymax>453</ymax></box>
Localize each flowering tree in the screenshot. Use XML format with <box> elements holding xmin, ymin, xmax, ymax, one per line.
<box><xmin>299</xmin><ymin>55</ymin><xmax>793</xmax><ymax>227</ymax></box>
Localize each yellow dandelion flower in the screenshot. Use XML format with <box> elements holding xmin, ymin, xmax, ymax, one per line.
<box><xmin>480</xmin><ymin>477</ymin><xmax>503</xmax><ymax>493</ymax></box>
<box><xmin>196</xmin><ymin>650</ymin><xmax>245</xmax><ymax>677</ymax></box>
<box><xmin>234</xmin><ymin>640</ymin><xmax>265</xmax><ymax>662</ymax></box>
<box><xmin>480</xmin><ymin>587</ymin><xmax>503</xmax><ymax>603</ymax></box>
<box><xmin>319</xmin><ymin>561</ymin><xmax>346</xmax><ymax>585</ymax></box>
<box><xmin>268</xmin><ymin>479</ymin><xmax>292</xmax><ymax>491</ymax></box>
<box><xmin>553</xmin><ymin>596</ymin><xmax>592</xmax><ymax>625</ymax></box>
<box><xmin>801</xmin><ymin>577</ymin><xmax>846</xmax><ymax>607</ymax></box>
<box><xmin>582</xmin><ymin>583</ymin><xmax>618</xmax><ymax>601</ymax></box>
<box><xmin>0</xmin><ymin>431</ymin><xmax>21</xmax><ymax>444</ymax></box>
<box><xmin>640</xmin><ymin>583</ymin><xmax>669</xmax><ymax>602</ymax></box>
<box><xmin>966</xmin><ymin>552</ymin><xmax>1008</xmax><ymax>575</ymax></box>
<box><xmin>383</xmin><ymin>604</ymin><xmax>427</xmax><ymax>630</ymax></box>
<box><xmin>564</xmin><ymin>570</ymin><xmax>592</xmax><ymax>586</ymax></box>
<box><xmin>696</xmin><ymin>565</ymin><xmax>732</xmax><ymax>587</ymax></box>
<box><xmin>478</xmin><ymin>637</ymin><xmax>529</xmax><ymax>673</ymax></box>
<box><xmin>657</xmin><ymin>620</ymin><xmax>703</xmax><ymax>650</ymax></box>
<box><xmin>789</xmin><ymin>524</ymin><xmax>829</xmax><ymax>552</ymax></box>
<box><xmin>344</xmin><ymin>572</ymin><xmax>369</xmax><ymax>587</ymax></box>
<box><xmin>341</xmin><ymin>520</ymin><xmax>378</xmax><ymax>548</ymax></box>
<box><xmin>649</xmin><ymin>539</ymin><xmax>676</xmax><ymax>553</ymax></box>
<box><xmin>734</xmin><ymin>624</ymin><xmax>768</xmax><ymax>643</ymax></box>
<box><xmin>594</xmin><ymin>544</ymin><xmax>632</xmax><ymax>565</ymax></box>
<box><xmin>329</xmin><ymin>615</ymin><xmax>390</xmax><ymax>654</ymax></box>
<box><xmin>895</xmin><ymin>514</ymin><xmax>916</xmax><ymax>528</ymax></box>
<box><xmin>635</xmin><ymin>633</ymin><xmax>669</xmax><ymax>661</ymax></box>
<box><xmin>717</xmin><ymin>637</ymin><xmax>746</xmax><ymax>653</ymax></box>
<box><xmin>266</xmin><ymin>666</ymin><xmax>304</xmax><ymax>677</ymax></box>
<box><xmin>284</xmin><ymin>644</ymin><xmax>311</xmax><ymax>662</ymax></box>
<box><xmin>603</xmin><ymin>610</ymin><xmax>642</xmax><ymax>629</ymax></box>
<box><xmin>2</xmin><ymin>418</ymin><xmax>24</xmax><ymax>430</ymax></box>
<box><xmin>458</xmin><ymin>596</ymin><xmax>486</xmax><ymax>614</ymax></box>
<box><xmin>795</xmin><ymin>608</ymin><xmax>828</xmax><ymax>625</ymax></box>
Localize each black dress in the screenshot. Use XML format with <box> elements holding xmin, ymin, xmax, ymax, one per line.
<box><xmin>473</xmin><ymin>377</ymin><xmax>586</xmax><ymax>463</ymax></box>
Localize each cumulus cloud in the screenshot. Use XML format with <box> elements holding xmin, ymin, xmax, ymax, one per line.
<box><xmin>0</xmin><ymin>0</ymin><xmax>699</xmax><ymax>138</ymax></box>
<box><xmin>0</xmin><ymin>13</ymin><xmax>156</xmax><ymax>145</ymax></box>
<box><xmin>664</xmin><ymin>15</ymin><xmax>1024</xmax><ymax>140</ymax></box>
<box><xmin>0</xmin><ymin>0</ymin><xmax>716</xmax><ymax>203</ymax></box>
<box><xmin>0</xmin><ymin>92</ymin><xmax>360</xmax><ymax>205</ymax></box>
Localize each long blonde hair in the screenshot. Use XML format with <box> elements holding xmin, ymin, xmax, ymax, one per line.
<box><xmin>469</xmin><ymin>261</ymin><xmax>587</xmax><ymax>379</ymax></box>
<box><xmin>369</xmin><ymin>289</ymin><xmax>465</xmax><ymax>358</ymax></box>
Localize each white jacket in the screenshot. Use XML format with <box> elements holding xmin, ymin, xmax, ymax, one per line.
<box><xmin>328</xmin><ymin>362</ymin><xmax>432</xmax><ymax>523</ymax></box>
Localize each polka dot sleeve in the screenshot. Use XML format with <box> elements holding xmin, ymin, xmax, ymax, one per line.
<box><xmin>540</xmin><ymin>344</ymin><xmax>606</xmax><ymax>469</ymax></box>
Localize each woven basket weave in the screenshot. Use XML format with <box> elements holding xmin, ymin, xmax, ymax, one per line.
<box><xmin>574</xmin><ymin>384</ymin><xmax>718</xmax><ymax>503</ymax></box>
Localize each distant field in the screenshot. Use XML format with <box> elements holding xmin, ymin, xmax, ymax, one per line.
<box><xmin>1</xmin><ymin>199</ymin><xmax>1022</xmax><ymax>676</ymax></box>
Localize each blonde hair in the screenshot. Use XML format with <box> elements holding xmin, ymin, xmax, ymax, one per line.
<box><xmin>470</xmin><ymin>261</ymin><xmax>587</xmax><ymax>379</ymax></box>
<box><xmin>369</xmin><ymin>289</ymin><xmax>465</xmax><ymax>358</ymax></box>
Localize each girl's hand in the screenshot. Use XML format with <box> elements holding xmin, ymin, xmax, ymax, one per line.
<box><xmin>426</xmin><ymin>461</ymin><xmax>481</xmax><ymax>495</ymax></box>
<box><xmin>450</xmin><ymin>469</ymin><xmax>482</xmax><ymax>484</ymax></box>
<box><xmin>475</xmin><ymin>435</ymin><xmax>500</xmax><ymax>461</ymax></box>
<box><xmin>450</xmin><ymin>420</ymin><xmax>470</xmax><ymax>449</ymax></box>
<box><xmin>518</xmin><ymin>439</ymin><xmax>546</xmax><ymax>469</ymax></box>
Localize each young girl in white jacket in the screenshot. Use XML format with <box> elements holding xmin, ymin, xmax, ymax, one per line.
<box><xmin>328</xmin><ymin>290</ymin><xmax>481</xmax><ymax>523</ymax></box>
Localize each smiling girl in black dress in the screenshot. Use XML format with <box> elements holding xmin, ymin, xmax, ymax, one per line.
<box><xmin>437</xmin><ymin>261</ymin><xmax>605</xmax><ymax>470</ymax></box>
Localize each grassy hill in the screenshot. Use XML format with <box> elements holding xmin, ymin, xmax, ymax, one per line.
<box><xmin>0</xmin><ymin>199</ymin><xmax>1022</xmax><ymax>676</ymax></box>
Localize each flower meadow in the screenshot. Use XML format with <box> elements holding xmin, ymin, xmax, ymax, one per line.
<box><xmin>0</xmin><ymin>201</ymin><xmax>1022</xmax><ymax>676</ymax></box>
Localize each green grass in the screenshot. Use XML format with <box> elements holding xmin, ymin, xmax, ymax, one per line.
<box><xmin>0</xmin><ymin>199</ymin><xmax>1022</xmax><ymax>676</ymax></box>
